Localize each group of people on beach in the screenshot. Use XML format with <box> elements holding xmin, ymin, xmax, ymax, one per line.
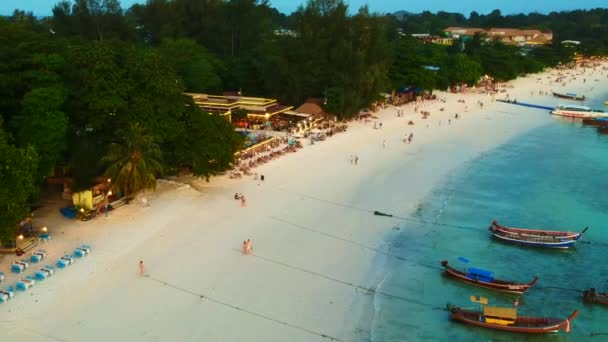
<box><xmin>349</xmin><ymin>155</ymin><xmax>359</xmax><ymax>165</ymax></box>
<box><xmin>235</xmin><ymin>193</ymin><xmax>247</xmax><ymax>206</ymax></box>
<box><xmin>242</xmin><ymin>239</ymin><xmax>253</xmax><ymax>255</ymax></box>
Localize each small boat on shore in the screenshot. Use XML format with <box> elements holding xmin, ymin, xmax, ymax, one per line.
<box><xmin>488</xmin><ymin>221</ymin><xmax>588</xmax><ymax>249</ymax></box>
<box><xmin>552</xmin><ymin>91</ymin><xmax>585</xmax><ymax>101</ymax></box>
<box><xmin>441</xmin><ymin>260</ymin><xmax>538</xmax><ymax>294</ymax></box>
<box><xmin>449</xmin><ymin>304</ymin><xmax>579</xmax><ymax>334</ymax></box>
<box><xmin>551</xmin><ymin>104</ymin><xmax>608</xmax><ymax>118</ymax></box>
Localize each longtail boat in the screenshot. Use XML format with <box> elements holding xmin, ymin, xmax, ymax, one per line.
<box><xmin>441</xmin><ymin>260</ymin><xmax>538</xmax><ymax>294</ymax></box>
<box><xmin>583</xmin><ymin>281</ymin><xmax>608</xmax><ymax>305</ymax></box>
<box><xmin>582</xmin><ymin>117</ymin><xmax>608</xmax><ymax>127</ymax></box>
<box><xmin>488</xmin><ymin>221</ymin><xmax>588</xmax><ymax>249</ymax></box>
<box><xmin>449</xmin><ymin>304</ymin><xmax>579</xmax><ymax>334</ymax></box>
<box><xmin>552</xmin><ymin>91</ymin><xmax>585</xmax><ymax>101</ymax></box>
<box><xmin>583</xmin><ymin>288</ymin><xmax>608</xmax><ymax>305</ymax></box>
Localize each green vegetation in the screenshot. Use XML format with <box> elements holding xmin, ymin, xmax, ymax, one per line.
<box><xmin>0</xmin><ymin>122</ymin><xmax>39</xmax><ymax>245</ymax></box>
<box><xmin>1</xmin><ymin>0</ymin><xmax>607</xmax><ymax>241</ymax></box>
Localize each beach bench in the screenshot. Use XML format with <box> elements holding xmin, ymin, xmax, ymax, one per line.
<box><xmin>109</xmin><ymin>197</ymin><xmax>130</xmax><ymax>210</ymax></box>
<box><xmin>16</xmin><ymin>240</ymin><xmax>37</xmax><ymax>256</ymax></box>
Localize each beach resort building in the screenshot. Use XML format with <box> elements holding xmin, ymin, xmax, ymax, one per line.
<box><xmin>444</xmin><ymin>27</ymin><xmax>553</xmax><ymax>45</ymax></box>
<box><xmin>411</xmin><ymin>33</ymin><xmax>454</xmax><ymax>46</ymax></box>
<box><xmin>186</xmin><ymin>93</ymin><xmax>293</xmax><ymax>124</ymax></box>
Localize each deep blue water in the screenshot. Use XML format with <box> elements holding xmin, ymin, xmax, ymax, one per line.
<box><xmin>370</xmin><ymin>95</ymin><xmax>608</xmax><ymax>341</ymax></box>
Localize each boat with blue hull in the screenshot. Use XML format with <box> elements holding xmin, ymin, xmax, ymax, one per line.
<box><xmin>441</xmin><ymin>259</ymin><xmax>538</xmax><ymax>294</ymax></box>
<box><xmin>488</xmin><ymin>221</ymin><xmax>588</xmax><ymax>249</ymax></box>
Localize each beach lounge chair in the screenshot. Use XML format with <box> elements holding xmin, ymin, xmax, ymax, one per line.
<box><xmin>56</xmin><ymin>255</ymin><xmax>74</xmax><ymax>269</ymax></box>
<box><xmin>16</xmin><ymin>277</ymin><xmax>35</xmax><ymax>291</ymax></box>
<box><xmin>29</xmin><ymin>250</ymin><xmax>46</xmax><ymax>263</ymax></box>
<box><xmin>74</xmin><ymin>245</ymin><xmax>90</xmax><ymax>258</ymax></box>
<box><xmin>41</xmin><ymin>265</ymin><xmax>55</xmax><ymax>276</ymax></box>
<box><xmin>38</xmin><ymin>233</ymin><xmax>52</xmax><ymax>244</ymax></box>
<box><xmin>34</xmin><ymin>270</ymin><xmax>48</xmax><ymax>281</ymax></box>
<box><xmin>11</xmin><ymin>260</ymin><xmax>29</xmax><ymax>274</ymax></box>
<box><xmin>0</xmin><ymin>289</ymin><xmax>14</xmax><ymax>303</ymax></box>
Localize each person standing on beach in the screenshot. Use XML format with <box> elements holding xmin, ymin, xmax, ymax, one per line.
<box><xmin>350</xmin><ymin>155</ymin><xmax>354</xmax><ymax>164</ymax></box>
<box><xmin>241</xmin><ymin>195</ymin><xmax>247</xmax><ymax>207</ymax></box>
<box><xmin>242</xmin><ymin>241</ymin><xmax>248</xmax><ymax>254</ymax></box>
<box><xmin>382</xmin><ymin>140</ymin><xmax>386</xmax><ymax>149</ymax></box>
<box><xmin>139</xmin><ymin>260</ymin><xmax>145</xmax><ymax>276</ymax></box>
<box><xmin>246</xmin><ymin>239</ymin><xmax>253</xmax><ymax>254</ymax></box>
<box><xmin>355</xmin><ymin>155</ymin><xmax>359</xmax><ymax>165</ymax></box>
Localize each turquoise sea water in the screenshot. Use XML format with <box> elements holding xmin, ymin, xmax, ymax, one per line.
<box><xmin>370</xmin><ymin>95</ymin><xmax>608</xmax><ymax>341</ymax></box>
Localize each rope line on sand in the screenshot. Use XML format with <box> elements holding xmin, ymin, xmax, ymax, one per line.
<box><xmin>275</xmin><ymin>187</ymin><xmax>484</xmax><ymax>232</ymax></box>
<box><xmin>269</xmin><ymin>216</ymin><xmax>443</xmax><ymax>271</ymax></box>
<box><xmin>146</xmin><ymin>276</ymin><xmax>345</xmax><ymax>342</ymax></box>
<box><xmin>232</xmin><ymin>248</ymin><xmax>433</xmax><ymax>307</ymax></box>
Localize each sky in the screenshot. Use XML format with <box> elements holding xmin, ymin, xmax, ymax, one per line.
<box><xmin>1</xmin><ymin>0</ymin><xmax>607</xmax><ymax>17</ymax></box>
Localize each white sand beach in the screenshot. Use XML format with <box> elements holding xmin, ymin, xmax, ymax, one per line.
<box><xmin>1</xmin><ymin>62</ymin><xmax>607</xmax><ymax>342</ymax></box>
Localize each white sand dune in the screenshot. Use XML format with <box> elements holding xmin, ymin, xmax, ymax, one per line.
<box><xmin>1</xmin><ymin>62</ymin><xmax>607</xmax><ymax>342</ymax></box>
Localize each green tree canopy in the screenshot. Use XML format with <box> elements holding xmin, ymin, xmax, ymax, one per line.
<box><xmin>0</xmin><ymin>122</ymin><xmax>38</xmax><ymax>246</ymax></box>
<box><xmin>102</xmin><ymin>122</ymin><xmax>163</xmax><ymax>196</ymax></box>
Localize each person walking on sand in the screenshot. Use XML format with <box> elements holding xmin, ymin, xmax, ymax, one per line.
<box><xmin>139</xmin><ymin>260</ymin><xmax>145</xmax><ymax>276</ymax></box>
<box><xmin>242</xmin><ymin>240</ymin><xmax>248</xmax><ymax>255</ymax></box>
<box><xmin>241</xmin><ymin>195</ymin><xmax>247</xmax><ymax>207</ymax></box>
<box><xmin>354</xmin><ymin>155</ymin><xmax>359</xmax><ymax>165</ymax></box>
<box><xmin>246</xmin><ymin>239</ymin><xmax>253</xmax><ymax>254</ymax></box>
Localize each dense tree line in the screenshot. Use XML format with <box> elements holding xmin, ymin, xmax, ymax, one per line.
<box><xmin>1</xmin><ymin>0</ymin><xmax>606</xmax><ymax>243</ymax></box>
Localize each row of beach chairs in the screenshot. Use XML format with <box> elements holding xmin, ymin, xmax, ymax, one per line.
<box><xmin>0</xmin><ymin>244</ymin><xmax>91</xmax><ymax>303</ymax></box>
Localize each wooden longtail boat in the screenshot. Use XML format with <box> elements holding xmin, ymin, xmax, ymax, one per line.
<box><xmin>450</xmin><ymin>305</ymin><xmax>579</xmax><ymax>334</ymax></box>
<box><xmin>582</xmin><ymin>117</ymin><xmax>608</xmax><ymax>127</ymax></box>
<box><xmin>583</xmin><ymin>288</ymin><xmax>608</xmax><ymax>305</ymax></box>
<box><xmin>488</xmin><ymin>221</ymin><xmax>588</xmax><ymax>249</ymax></box>
<box><xmin>441</xmin><ymin>260</ymin><xmax>538</xmax><ymax>294</ymax></box>
<box><xmin>552</xmin><ymin>91</ymin><xmax>585</xmax><ymax>101</ymax></box>
<box><xmin>583</xmin><ymin>281</ymin><xmax>608</xmax><ymax>305</ymax></box>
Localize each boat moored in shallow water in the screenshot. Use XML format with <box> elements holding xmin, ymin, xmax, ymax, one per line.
<box><xmin>551</xmin><ymin>104</ymin><xmax>608</xmax><ymax>118</ymax></box>
<box><xmin>449</xmin><ymin>304</ymin><xmax>579</xmax><ymax>334</ymax></box>
<box><xmin>552</xmin><ymin>91</ymin><xmax>585</xmax><ymax>101</ymax></box>
<box><xmin>488</xmin><ymin>221</ymin><xmax>588</xmax><ymax>248</ymax></box>
<box><xmin>441</xmin><ymin>260</ymin><xmax>538</xmax><ymax>294</ymax></box>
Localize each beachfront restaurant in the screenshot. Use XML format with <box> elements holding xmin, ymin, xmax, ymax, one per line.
<box><xmin>185</xmin><ymin>92</ymin><xmax>293</xmax><ymax>128</ymax></box>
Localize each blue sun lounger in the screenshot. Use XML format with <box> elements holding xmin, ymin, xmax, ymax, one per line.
<box><xmin>74</xmin><ymin>245</ymin><xmax>91</xmax><ymax>258</ymax></box>
<box><xmin>56</xmin><ymin>255</ymin><xmax>74</xmax><ymax>269</ymax></box>
<box><xmin>0</xmin><ymin>288</ymin><xmax>14</xmax><ymax>303</ymax></box>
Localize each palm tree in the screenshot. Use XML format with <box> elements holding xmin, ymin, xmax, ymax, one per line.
<box><xmin>102</xmin><ymin>123</ymin><xmax>163</xmax><ymax>197</ymax></box>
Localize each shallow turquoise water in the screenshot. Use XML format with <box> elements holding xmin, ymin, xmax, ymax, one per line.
<box><xmin>370</xmin><ymin>96</ymin><xmax>608</xmax><ymax>341</ymax></box>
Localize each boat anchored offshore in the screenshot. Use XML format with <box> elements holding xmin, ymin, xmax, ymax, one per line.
<box><xmin>449</xmin><ymin>301</ymin><xmax>579</xmax><ymax>334</ymax></box>
<box><xmin>551</xmin><ymin>104</ymin><xmax>608</xmax><ymax>118</ymax></box>
<box><xmin>583</xmin><ymin>281</ymin><xmax>608</xmax><ymax>305</ymax></box>
<box><xmin>441</xmin><ymin>259</ymin><xmax>538</xmax><ymax>294</ymax></box>
<box><xmin>552</xmin><ymin>91</ymin><xmax>585</xmax><ymax>101</ymax></box>
<box><xmin>488</xmin><ymin>221</ymin><xmax>588</xmax><ymax>249</ymax></box>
